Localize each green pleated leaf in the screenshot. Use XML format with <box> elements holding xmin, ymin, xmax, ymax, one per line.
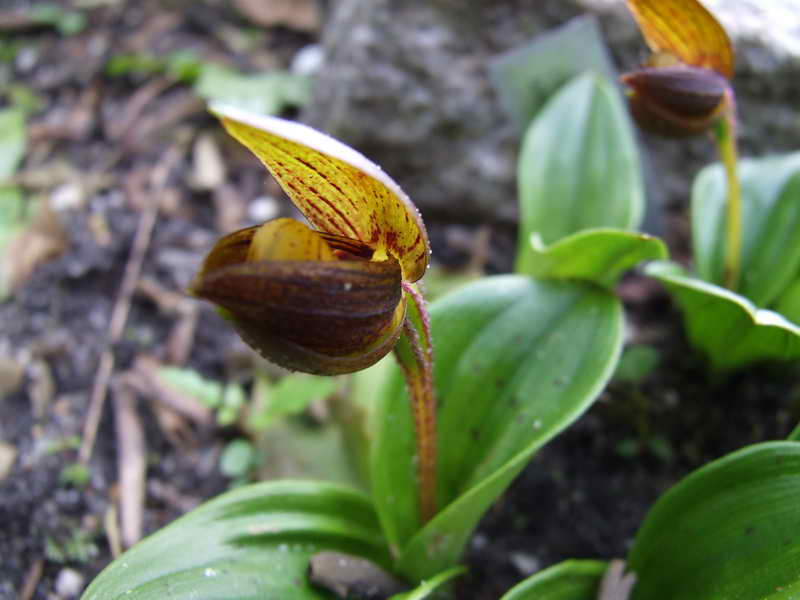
<box><xmin>370</xmin><ymin>275</ymin><xmax>623</xmax><ymax>579</ymax></box>
<box><xmin>489</xmin><ymin>15</ymin><xmax>617</xmax><ymax>128</ymax></box>
<box><xmin>775</xmin><ymin>277</ymin><xmax>800</xmax><ymax>326</ymax></box>
<box><xmin>520</xmin><ymin>228</ymin><xmax>667</xmax><ymax>288</ymax></box>
<box><xmin>516</xmin><ymin>73</ymin><xmax>644</xmax><ymax>272</ymax></box>
<box><xmin>628</xmin><ymin>441</ymin><xmax>800</xmax><ymax>600</ymax></box>
<box><xmin>346</xmin><ymin>355</ymin><xmax>397</xmax><ymax>485</ymax></box>
<box><xmin>390</xmin><ymin>566</ymin><xmax>466</xmax><ymax>600</ymax></box>
<box><xmin>499</xmin><ymin>560</ymin><xmax>607</xmax><ymax>600</ymax></box>
<box><xmin>0</xmin><ymin>108</ymin><xmax>26</xmax><ymax>180</ymax></box>
<box><xmin>82</xmin><ymin>480</ymin><xmax>390</xmax><ymax>600</ymax></box>
<box><xmin>692</xmin><ymin>152</ymin><xmax>800</xmax><ymax>306</ymax></box>
<box><xmin>0</xmin><ymin>108</ymin><xmax>28</xmax><ymax>299</ymax></box>
<box><xmin>196</xmin><ymin>66</ymin><xmax>311</xmax><ymax>115</ymax></box>
<box><xmin>646</xmin><ymin>260</ymin><xmax>800</xmax><ymax>370</ymax></box>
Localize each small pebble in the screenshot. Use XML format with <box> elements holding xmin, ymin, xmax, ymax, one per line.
<box><xmin>50</xmin><ymin>184</ymin><xmax>85</xmax><ymax>211</ymax></box>
<box><xmin>55</xmin><ymin>568</ymin><xmax>85</xmax><ymax>598</ymax></box>
<box><xmin>292</xmin><ymin>44</ymin><xmax>325</xmax><ymax>76</ymax></box>
<box><xmin>16</xmin><ymin>46</ymin><xmax>38</xmax><ymax>72</ymax></box>
<box><xmin>470</xmin><ymin>532</ymin><xmax>488</xmax><ymax>550</ymax></box>
<box><xmin>509</xmin><ymin>552</ymin><xmax>540</xmax><ymax>576</ymax></box>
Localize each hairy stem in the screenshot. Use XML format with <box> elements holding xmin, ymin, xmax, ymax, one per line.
<box><xmin>394</xmin><ymin>282</ymin><xmax>437</xmax><ymax>524</ymax></box>
<box><xmin>714</xmin><ymin>88</ymin><xmax>742</xmax><ymax>290</ymax></box>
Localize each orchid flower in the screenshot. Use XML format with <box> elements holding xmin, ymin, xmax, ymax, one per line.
<box><xmin>622</xmin><ymin>0</ymin><xmax>742</xmax><ymax>288</ymax></box>
<box><xmin>190</xmin><ymin>104</ymin><xmax>430</xmax><ymax>375</ymax></box>
<box><xmin>190</xmin><ymin>104</ymin><xmax>438</xmax><ymax>520</ymax></box>
<box><xmin>621</xmin><ymin>0</ymin><xmax>734</xmax><ymax>137</ymax></box>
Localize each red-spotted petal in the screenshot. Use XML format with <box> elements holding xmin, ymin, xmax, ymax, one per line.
<box><xmin>210</xmin><ymin>103</ymin><xmax>430</xmax><ymax>283</ymax></box>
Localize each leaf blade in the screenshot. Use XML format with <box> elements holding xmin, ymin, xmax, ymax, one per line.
<box><xmin>520</xmin><ymin>228</ymin><xmax>667</xmax><ymax>288</ymax></box>
<box><xmin>390</xmin><ymin>566</ymin><xmax>466</xmax><ymax>599</ymax></box>
<box><xmin>500</xmin><ymin>560</ymin><xmax>607</xmax><ymax>600</ymax></box>
<box><xmin>489</xmin><ymin>15</ymin><xmax>617</xmax><ymax>128</ymax></box>
<box><xmin>646</xmin><ymin>260</ymin><xmax>800</xmax><ymax>369</ymax></box>
<box><xmin>515</xmin><ymin>74</ymin><xmax>644</xmax><ymax>271</ymax></box>
<box><xmin>692</xmin><ymin>152</ymin><xmax>800</xmax><ymax>306</ymax></box>
<box><xmin>0</xmin><ymin>108</ymin><xmax>26</xmax><ymax>180</ymax></box>
<box><xmin>628</xmin><ymin>441</ymin><xmax>800</xmax><ymax>599</ymax></box>
<box><xmin>82</xmin><ymin>480</ymin><xmax>388</xmax><ymax>600</ymax></box>
<box><xmin>370</xmin><ymin>275</ymin><xmax>623</xmax><ymax>578</ymax></box>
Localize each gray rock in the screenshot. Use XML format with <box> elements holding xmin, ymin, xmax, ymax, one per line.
<box><xmin>304</xmin><ymin>0</ymin><xmax>800</xmax><ymax>235</ymax></box>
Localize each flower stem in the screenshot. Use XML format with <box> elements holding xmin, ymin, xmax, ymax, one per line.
<box><xmin>394</xmin><ymin>282</ymin><xmax>437</xmax><ymax>524</ymax></box>
<box><xmin>713</xmin><ymin>87</ymin><xmax>742</xmax><ymax>290</ymax></box>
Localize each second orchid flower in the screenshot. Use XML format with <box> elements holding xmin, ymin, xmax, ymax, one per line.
<box><xmin>622</xmin><ymin>0</ymin><xmax>743</xmax><ymax>289</ymax></box>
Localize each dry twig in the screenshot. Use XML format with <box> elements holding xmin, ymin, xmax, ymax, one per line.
<box><xmin>136</xmin><ymin>277</ymin><xmax>199</xmax><ymax>365</ymax></box>
<box><xmin>113</xmin><ymin>380</ymin><xmax>146</xmax><ymax>548</ymax></box>
<box><xmin>126</xmin><ymin>356</ymin><xmax>212</xmax><ymax>425</ymax></box>
<box><xmin>79</xmin><ymin>139</ymin><xmax>187</xmax><ymax>464</ymax></box>
<box><xmin>105</xmin><ymin>77</ymin><xmax>174</xmax><ymax>142</ymax></box>
<box><xmin>18</xmin><ymin>558</ymin><xmax>43</xmax><ymax>600</ymax></box>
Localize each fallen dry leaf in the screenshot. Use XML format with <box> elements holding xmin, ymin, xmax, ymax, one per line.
<box><xmin>166</xmin><ymin>307</ymin><xmax>198</xmax><ymax>366</ymax></box>
<box><xmin>103</xmin><ymin>504</ymin><xmax>122</xmax><ymax>559</ymax></box>
<box><xmin>28</xmin><ymin>84</ymin><xmax>101</xmax><ymax>142</ymax></box>
<box><xmin>148</xmin><ymin>479</ymin><xmax>201</xmax><ymax>513</ymax></box>
<box><xmin>191</xmin><ymin>132</ymin><xmax>227</xmax><ymax>191</ymax></box>
<box><xmin>0</xmin><ymin>356</ymin><xmax>25</xmax><ymax>399</ymax></box>
<box><xmin>151</xmin><ymin>402</ymin><xmax>196</xmax><ymax>448</ymax></box>
<box><xmin>28</xmin><ymin>359</ymin><xmax>55</xmax><ymax>419</ymax></box>
<box><xmin>0</xmin><ymin>441</ymin><xmax>17</xmax><ymax>481</ymax></box>
<box><xmin>137</xmin><ymin>277</ymin><xmax>192</xmax><ymax>314</ymax></box>
<box><xmin>234</xmin><ymin>0</ymin><xmax>321</xmax><ymax>32</ymax></box>
<box><xmin>136</xmin><ymin>278</ymin><xmax>199</xmax><ymax>365</ymax></box>
<box><xmin>213</xmin><ymin>182</ymin><xmax>247</xmax><ymax>233</ymax></box>
<box><xmin>128</xmin><ymin>355</ymin><xmax>212</xmax><ymax>425</ymax></box>
<box><xmin>2</xmin><ymin>200</ymin><xmax>68</xmax><ymax>292</ymax></box>
<box><xmin>0</xmin><ymin>11</ymin><xmax>44</xmax><ymax>32</ymax></box>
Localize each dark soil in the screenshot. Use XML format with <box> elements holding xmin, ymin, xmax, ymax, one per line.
<box><xmin>1</xmin><ymin>2</ymin><xmax>798</xmax><ymax>600</ymax></box>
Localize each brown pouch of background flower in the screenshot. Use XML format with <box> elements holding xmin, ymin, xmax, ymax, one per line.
<box><xmin>622</xmin><ymin>0</ymin><xmax>734</xmax><ymax>137</ymax></box>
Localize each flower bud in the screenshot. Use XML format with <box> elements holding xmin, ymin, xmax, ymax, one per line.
<box><xmin>189</xmin><ymin>219</ymin><xmax>407</xmax><ymax>375</ymax></box>
<box><xmin>622</xmin><ymin>66</ymin><xmax>727</xmax><ymax>137</ymax></box>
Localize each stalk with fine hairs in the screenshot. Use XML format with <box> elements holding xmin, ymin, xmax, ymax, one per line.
<box><xmin>395</xmin><ymin>282</ymin><xmax>437</xmax><ymax>524</ymax></box>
